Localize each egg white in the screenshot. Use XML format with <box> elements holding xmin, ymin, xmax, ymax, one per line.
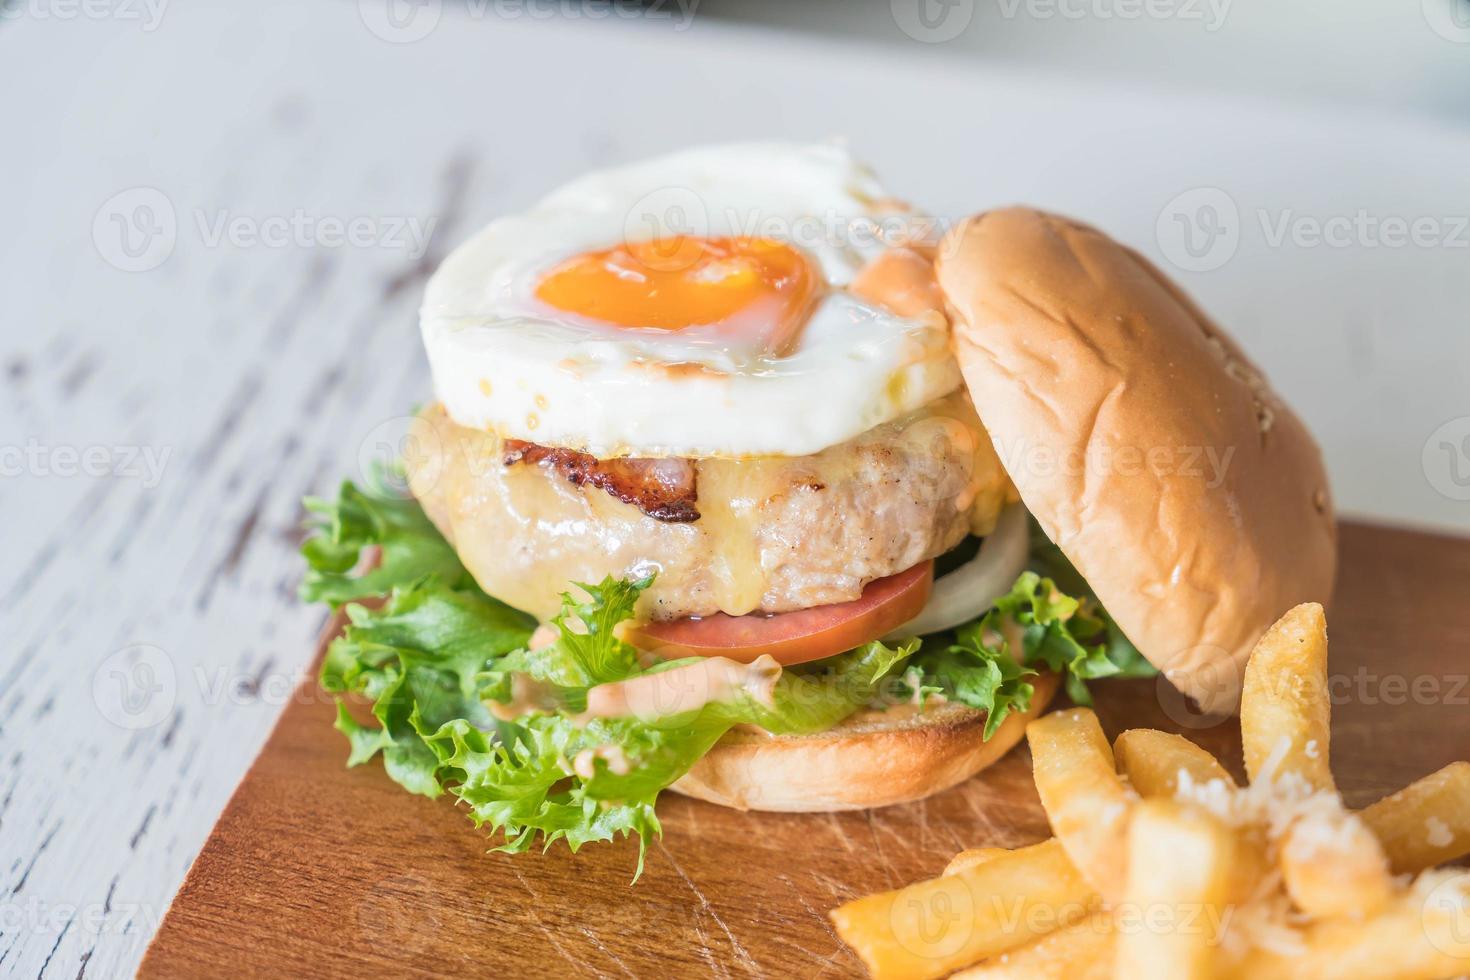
<box><xmin>420</xmin><ymin>143</ymin><xmax>961</xmax><ymax>458</ymax></box>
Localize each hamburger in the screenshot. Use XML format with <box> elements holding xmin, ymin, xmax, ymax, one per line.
<box><xmin>301</xmin><ymin>144</ymin><xmax>1336</xmax><ymax>868</ymax></box>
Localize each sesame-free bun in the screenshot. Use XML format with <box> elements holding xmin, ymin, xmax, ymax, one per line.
<box><xmin>936</xmin><ymin>207</ymin><xmax>1336</xmax><ymax>714</ymax></box>
<box><xmin>670</xmin><ymin>673</ymin><xmax>1058</xmax><ymax>811</ymax></box>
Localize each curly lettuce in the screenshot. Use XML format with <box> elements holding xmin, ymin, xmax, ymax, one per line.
<box><xmin>300</xmin><ymin>478</ymin><xmax>469</xmax><ymax>605</ymax></box>
<box><xmin>904</xmin><ymin>570</ymin><xmax>1156</xmax><ymax>737</ymax></box>
<box><xmin>301</xmin><ymin>480</ymin><xmax>1153</xmax><ymax>873</ymax></box>
<box><xmin>302</xmin><ymin>482</ymin><xmax>914</xmax><ymax>873</ymax></box>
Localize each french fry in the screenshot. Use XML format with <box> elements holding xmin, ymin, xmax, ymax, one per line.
<box><xmin>1114</xmin><ymin>729</ymin><xmax>1236</xmax><ymax>798</ymax></box>
<box><xmin>951</xmin><ymin>912</ymin><xmax>1115</xmax><ymax>980</ymax></box>
<box><xmin>944</xmin><ymin>848</ymin><xmax>1011</xmax><ymax>877</ymax></box>
<box><xmin>829</xmin><ymin>839</ymin><xmax>1096</xmax><ymax>980</ymax></box>
<box><xmin>1279</xmin><ymin>805</ymin><xmax>1395</xmax><ymax>918</ymax></box>
<box><xmin>1222</xmin><ymin>872</ymin><xmax>1470</xmax><ymax>980</ymax></box>
<box><xmin>1360</xmin><ymin>761</ymin><xmax>1470</xmax><ymax>874</ymax></box>
<box><xmin>1115</xmin><ymin>799</ymin><xmax>1238</xmax><ymax>980</ymax></box>
<box><xmin>831</xmin><ymin>597</ymin><xmax>1470</xmax><ymax>980</ymax></box>
<box><xmin>1027</xmin><ymin>708</ymin><xmax>1136</xmax><ymax>900</ymax></box>
<box><xmin>1240</xmin><ymin>603</ymin><xmax>1335</xmax><ymax>793</ymax></box>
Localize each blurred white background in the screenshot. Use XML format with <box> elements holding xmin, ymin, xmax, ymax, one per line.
<box><xmin>703</xmin><ymin>0</ymin><xmax>1470</xmax><ymax>123</ymax></box>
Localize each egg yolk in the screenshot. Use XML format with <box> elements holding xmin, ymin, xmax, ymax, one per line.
<box><xmin>534</xmin><ymin>236</ymin><xmax>820</xmax><ymax>348</ymax></box>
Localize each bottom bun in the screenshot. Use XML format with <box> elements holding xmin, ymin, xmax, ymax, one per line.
<box><xmin>670</xmin><ymin>671</ymin><xmax>1060</xmax><ymax>812</ymax></box>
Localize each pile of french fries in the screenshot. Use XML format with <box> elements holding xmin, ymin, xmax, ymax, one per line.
<box><xmin>831</xmin><ymin>604</ymin><xmax>1470</xmax><ymax>979</ymax></box>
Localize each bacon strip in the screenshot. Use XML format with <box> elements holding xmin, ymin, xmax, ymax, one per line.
<box><xmin>503</xmin><ymin>440</ymin><xmax>700</xmax><ymax>523</ymax></box>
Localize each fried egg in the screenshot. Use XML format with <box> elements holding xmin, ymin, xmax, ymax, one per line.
<box><xmin>420</xmin><ymin>143</ymin><xmax>961</xmax><ymax>458</ymax></box>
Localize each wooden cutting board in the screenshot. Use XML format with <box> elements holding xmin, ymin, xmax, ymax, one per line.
<box><xmin>141</xmin><ymin>521</ymin><xmax>1470</xmax><ymax>979</ymax></box>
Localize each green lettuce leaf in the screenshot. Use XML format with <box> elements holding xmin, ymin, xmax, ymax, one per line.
<box><xmin>460</xmin><ymin>578</ymin><xmax>916</xmax><ymax>874</ymax></box>
<box><xmin>902</xmin><ymin>567</ymin><xmax>1155</xmax><ymax>732</ymax></box>
<box><xmin>300</xmin><ymin>478</ymin><xmax>469</xmax><ymax>606</ymax></box>
<box><xmin>303</xmin><ymin>477</ymin><xmax>536</xmax><ymax>800</ymax></box>
<box><xmin>511</xmin><ymin>575</ymin><xmax>649</xmax><ymax>687</ymax></box>
<box><xmin>300</xmin><ymin>484</ymin><xmax>914</xmax><ymax>875</ymax></box>
<box><xmin>301</xmin><ymin>478</ymin><xmax>1150</xmax><ymax>875</ymax></box>
<box><xmin>989</xmin><ymin>571</ymin><xmax>1154</xmax><ymax>706</ymax></box>
<box><xmin>320</xmin><ymin>577</ymin><xmax>537</xmax><ymax>798</ymax></box>
<box><xmin>908</xmin><ymin>626</ymin><xmax>1037</xmax><ymax>739</ymax></box>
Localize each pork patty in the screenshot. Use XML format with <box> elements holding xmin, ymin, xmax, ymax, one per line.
<box><xmin>407</xmin><ymin>394</ymin><xmax>1015</xmax><ymax>622</ymax></box>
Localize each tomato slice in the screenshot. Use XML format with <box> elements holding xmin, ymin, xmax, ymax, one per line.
<box><xmin>624</xmin><ymin>561</ymin><xmax>934</xmax><ymax>666</ymax></box>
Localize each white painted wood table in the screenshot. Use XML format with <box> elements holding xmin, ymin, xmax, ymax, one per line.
<box><xmin>3</xmin><ymin>4</ymin><xmax>1469</xmax><ymax>978</ymax></box>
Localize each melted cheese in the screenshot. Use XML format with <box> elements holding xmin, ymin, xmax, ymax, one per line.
<box><xmin>408</xmin><ymin>395</ymin><xmax>1013</xmax><ymax>622</ymax></box>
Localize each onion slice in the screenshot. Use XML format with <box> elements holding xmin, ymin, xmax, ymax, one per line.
<box><xmin>884</xmin><ymin>503</ymin><xmax>1030</xmax><ymax>640</ymax></box>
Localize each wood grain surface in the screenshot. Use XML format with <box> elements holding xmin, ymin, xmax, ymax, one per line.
<box><xmin>138</xmin><ymin>521</ymin><xmax>1470</xmax><ymax>979</ymax></box>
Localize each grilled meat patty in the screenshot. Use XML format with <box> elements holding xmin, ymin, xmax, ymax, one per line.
<box><xmin>407</xmin><ymin>393</ymin><xmax>1014</xmax><ymax>622</ymax></box>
